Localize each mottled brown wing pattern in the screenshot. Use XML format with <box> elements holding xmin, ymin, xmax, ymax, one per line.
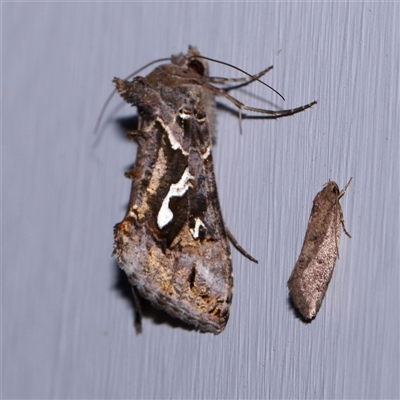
<box><xmin>288</xmin><ymin>180</ymin><xmax>351</xmax><ymax>320</ymax></box>
<box><xmin>113</xmin><ymin>47</ymin><xmax>233</xmax><ymax>334</ymax></box>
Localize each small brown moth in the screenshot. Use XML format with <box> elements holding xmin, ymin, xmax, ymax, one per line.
<box><xmin>111</xmin><ymin>46</ymin><xmax>316</xmax><ymax>334</ymax></box>
<box><xmin>288</xmin><ymin>178</ymin><xmax>352</xmax><ymax>321</ymax></box>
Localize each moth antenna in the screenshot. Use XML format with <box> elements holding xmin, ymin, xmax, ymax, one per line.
<box><xmin>94</xmin><ymin>57</ymin><xmax>171</xmax><ymax>133</ymax></box>
<box><xmin>191</xmin><ymin>55</ymin><xmax>285</xmax><ymax>101</ymax></box>
<box><xmin>339</xmin><ymin>177</ymin><xmax>353</xmax><ymax>199</ymax></box>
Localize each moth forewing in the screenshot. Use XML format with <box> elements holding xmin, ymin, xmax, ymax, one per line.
<box><xmin>288</xmin><ymin>179</ymin><xmax>352</xmax><ymax>321</ymax></box>
<box><xmin>111</xmin><ymin>45</ymin><xmax>316</xmax><ymax>333</ymax></box>
<box><xmin>113</xmin><ymin>47</ymin><xmax>233</xmax><ymax>335</ymax></box>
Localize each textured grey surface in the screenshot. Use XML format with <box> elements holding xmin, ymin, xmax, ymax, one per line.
<box><xmin>3</xmin><ymin>3</ymin><xmax>399</xmax><ymax>399</ymax></box>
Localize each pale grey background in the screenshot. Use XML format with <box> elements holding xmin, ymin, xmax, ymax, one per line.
<box><xmin>3</xmin><ymin>2</ymin><xmax>399</xmax><ymax>399</ymax></box>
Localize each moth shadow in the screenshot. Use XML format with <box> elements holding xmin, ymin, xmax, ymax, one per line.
<box><xmin>216</xmin><ymin>101</ymin><xmax>244</xmax><ymax>119</ymax></box>
<box><xmin>115</xmin><ymin>115</ymin><xmax>139</xmax><ymax>141</ymax></box>
<box><xmin>286</xmin><ymin>295</ymin><xmax>313</xmax><ymax>324</ymax></box>
<box><xmin>114</xmin><ymin>115</ymin><xmax>140</xmax><ymax>173</ymax></box>
<box><xmin>113</xmin><ymin>262</ymin><xmax>196</xmax><ymax>333</ymax></box>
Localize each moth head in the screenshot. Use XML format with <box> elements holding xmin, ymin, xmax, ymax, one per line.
<box><xmin>171</xmin><ymin>46</ymin><xmax>209</xmax><ymax>77</ymax></box>
<box><xmin>323</xmin><ymin>181</ymin><xmax>340</xmax><ymax>195</ymax></box>
<box><xmin>187</xmin><ymin>45</ymin><xmax>209</xmax><ymax>76</ymax></box>
<box><xmin>187</xmin><ymin>59</ymin><xmax>206</xmax><ymax>76</ymax></box>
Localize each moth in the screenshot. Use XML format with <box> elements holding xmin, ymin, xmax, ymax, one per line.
<box><xmin>112</xmin><ymin>45</ymin><xmax>316</xmax><ymax>334</ymax></box>
<box><xmin>288</xmin><ymin>179</ymin><xmax>352</xmax><ymax>321</ymax></box>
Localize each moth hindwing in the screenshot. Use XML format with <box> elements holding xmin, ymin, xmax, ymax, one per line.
<box><xmin>112</xmin><ymin>45</ymin><xmax>316</xmax><ymax>334</ymax></box>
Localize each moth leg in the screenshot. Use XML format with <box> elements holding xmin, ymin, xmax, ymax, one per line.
<box><xmin>341</xmin><ymin>219</ymin><xmax>351</xmax><ymax>238</ymax></box>
<box><xmin>126</xmin><ymin>129</ymin><xmax>140</xmax><ymax>140</ymax></box>
<box><xmin>203</xmin><ymin>82</ymin><xmax>317</xmax><ymax>118</ymax></box>
<box><xmin>225</xmin><ymin>225</ymin><xmax>258</xmax><ymax>263</ymax></box>
<box><xmin>131</xmin><ymin>286</ymin><xmax>143</xmax><ymax>334</ymax></box>
<box><xmin>208</xmin><ymin>65</ymin><xmax>273</xmax><ymax>85</ymax></box>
